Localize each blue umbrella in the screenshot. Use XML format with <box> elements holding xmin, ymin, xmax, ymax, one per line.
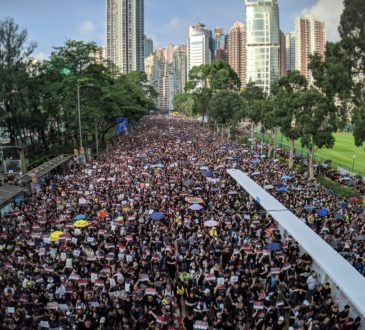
<box><xmin>251</xmin><ymin>159</ymin><xmax>259</xmax><ymax>164</ymax></box>
<box><xmin>202</xmin><ymin>170</ymin><xmax>213</xmax><ymax>178</ymax></box>
<box><xmin>339</xmin><ymin>202</ymin><xmax>348</xmax><ymax>209</ymax></box>
<box><xmin>151</xmin><ymin>212</ymin><xmax>165</xmax><ymax>221</ymax></box>
<box><xmin>74</xmin><ymin>214</ymin><xmax>86</xmax><ymax>221</ymax></box>
<box><xmin>265</xmin><ymin>242</ymin><xmax>282</xmax><ymax>251</ymax></box>
<box><xmin>317</xmin><ymin>209</ymin><xmax>329</xmax><ymax>217</ymax></box>
<box><xmin>277</xmin><ymin>187</ymin><xmax>287</xmax><ymax>192</ymax></box>
<box><xmin>281</xmin><ymin>175</ymin><xmax>292</xmax><ymax>180</ymax></box>
<box><xmin>335</xmin><ymin>214</ymin><xmax>344</xmax><ymax>221</ymax></box>
<box><xmin>189</xmin><ymin>204</ymin><xmax>203</xmax><ymax>211</ymax></box>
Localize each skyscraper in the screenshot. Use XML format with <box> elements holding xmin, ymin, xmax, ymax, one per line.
<box><xmin>245</xmin><ymin>0</ymin><xmax>280</xmax><ymax>92</ymax></box>
<box><xmin>145</xmin><ymin>45</ymin><xmax>185</xmax><ymax>111</ymax></box>
<box><xmin>213</xmin><ymin>27</ymin><xmax>227</xmax><ymax>61</ymax></box>
<box><xmin>105</xmin><ymin>0</ymin><xmax>144</xmax><ymax>74</ymax></box>
<box><xmin>173</xmin><ymin>45</ymin><xmax>187</xmax><ymax>94</ymax></box>
<box><xmin>285</xmin><ymin>32</ymin><xmax>295</xmax><ymax>73</ymax></box>
<box><xmin>187</xmin><ymin>23</ymin><xmax>212</xmax><ymax>74</ymax></box>
<box><xmin>295</xmin><ymin>13</ymin><xmax>326</xmax><ymax>82</ymax></box>
<box><xmin>280</xmin><ymin>31</ymin><xmax>286</xmax><ymax>77</ymax></box>
<box><xmin>228</xmin><ymin>22</ymin><xmax>246</xmax><ymax>87</ymax></box>
<box><xmin>144</xmin><ymin>35</ymin><xmax>153</xmax><ymax>58</ymax></box>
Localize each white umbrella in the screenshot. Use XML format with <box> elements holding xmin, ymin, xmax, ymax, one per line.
<box><xmin>264</xmin><ymin>185</ymin><xmax>274</xmax><ymax>190</ymax></box>
<box><xmin>228</xmin><ymin>191</ymin><xmax>238</xmax><ymax>195</ymax></box>
<box><xmin>204</xmin><ymin>220</ymin><xmax>218</xmax><ymax>227</ymax></box>
<box><xmin>190</xmin><ymin>204</ymin><xmax>203</xmax><ymax>211</ymax></box>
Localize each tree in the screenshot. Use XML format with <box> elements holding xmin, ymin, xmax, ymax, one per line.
<box><xmin>172</xmin><ymin>93</ymin><xmax>194</xmax><ymax>117</ymax></box>
<box><xmin>273</xmin><ymin>71</ymin><xmax>308</xmax><ymax>168</ymax></box>
<box><xmin>0</xmin><ymin>17</ymin><xmax>36</xmax><ymax>145</ymax></box>
<box><xmin>185</xmin><ymin>60</ymin><xmax>241</xmax><ymax>124</ymax></box>
<box><xmin>208</xmin><ymin>90</ymin><xmax>243</xmax><ymax>139</ymax></box>
<box><xmin>240</xmin><ymin>81</ymin><xmax>265</xmax><ymax>141</ymax></box>
<box><xmin>309</xmin><ymin>43</ymin><xmax>353</xmax><ymax>130</ymax></box>
<box><xmin>339</xmin><ymin>0</ymin><xmax>365</xmax><ymax>149</ymax></box>
<box><xmin>185</xmin><ymin>64</ymin><xmax>212</xmax><ymax>124</ymax></box>
<box><xmin>297</xmin><ymin>88</ymin><xmax>337</xmax><ymax>179</ymax></box>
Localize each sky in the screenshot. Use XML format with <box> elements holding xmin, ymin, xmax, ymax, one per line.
<box><xmin>0</xmin><ymin>0</ymin><xmax>344</xmax><ymax>59</ymax></box>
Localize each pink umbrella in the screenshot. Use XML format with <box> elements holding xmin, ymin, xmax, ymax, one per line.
<box><xmin>204</xmin><ymin>220</ymin><xmax>218</xmax><ymax>227</ymax></box>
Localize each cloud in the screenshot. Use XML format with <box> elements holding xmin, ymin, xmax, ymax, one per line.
<box><xmin>305</xmin><ymin>0</ymin><xmax>344</xmax><ymax>41</ymax></box>
<box><xmin>33</xmin><ymin>51</ymin><xmax>49</xmax><ymax>61</ymax></box>
<box><xmin>78</xmin><ymin>20</ymin><xmax>96</xmax><ymax>38</ymax></box>
<box><xmin>166</xmin><ymin>17</ymin><xmax>185</xmax><ymax>31</ymax></box>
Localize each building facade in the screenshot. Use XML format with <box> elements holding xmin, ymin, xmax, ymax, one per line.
<box><xmin>213</xmin><ymin>27</ymin><xmax>227</xmax><ymax>61</ymax></box>
<box><xmin>285</xmin><ymin>32</ymin><xmax>295</xmax><ymax>73</ymax></box>
<box><xmin>245</xmin><ymin>0</ymin><xmax>280</xmax><ymax>92</ymax></box>
<box><xmin>295</xmin><ymin>13</ymin><xmax>326</xmax><ymax>83</ymax></box>
<box><xmin>105</xmin><ymin>0</ymin><xmax>144</xmax><ymax>74</ymax></box>
<box><xmin>228</xmin><ymin>22</ymin><xmax>246</xmax><ymax>87</ymax></box>
<box><xmin>144</xmin><ymin>35</ymin><xmax>153</xmax><ymax>58</ymax></box>
<box><xmin>173</xmin><ymin>45</ymin><xmax>187</xmax><ymax>94</ymax></box>
<box><xmin>145</xmin><ymin>44</ymin><xmax>187</xmax><ymax>111</ymax></box>
<box><xmin>187</xmin><ymin>23</ymin><xmax>212</xmax><ymax>74</ymax></box>
<box><xmin>280</xmin><ymin>31</ymin><xmax>286</xmax><ymax>77</ymax></box>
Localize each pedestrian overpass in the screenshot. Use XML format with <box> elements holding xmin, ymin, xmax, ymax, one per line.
<box><xmin>228</xmin><ymin>169</ymin><xmax>365</xmax><ymax>323</ymax></box>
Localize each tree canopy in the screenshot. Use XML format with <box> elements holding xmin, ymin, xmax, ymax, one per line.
<box><xmin>0</xmin><ymin>18</ymin><xmax>155</xmax><ymax>162</ymax></box>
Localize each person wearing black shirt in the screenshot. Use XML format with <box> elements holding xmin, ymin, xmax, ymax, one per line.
<box><xmin>183</xmin><ymin>312</ymin><xmax>195</xmax><ymax>330</ymax></box>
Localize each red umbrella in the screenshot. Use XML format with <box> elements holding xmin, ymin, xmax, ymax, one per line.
<box><xmin>349</xmin><ymin>197</ymin><xmax>361</xmax><ymax>204</ymax></box>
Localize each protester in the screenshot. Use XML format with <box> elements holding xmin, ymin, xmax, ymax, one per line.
<box><xmin>0</xmin><ymin>116</ymin><xmax>362</xmax><ymax>329</ymax></box>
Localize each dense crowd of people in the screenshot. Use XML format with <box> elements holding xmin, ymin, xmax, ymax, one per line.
<box><xmin>0</xmin><ymin>116</ymin><xmax>363</xmax><ymax>329</ymax></box>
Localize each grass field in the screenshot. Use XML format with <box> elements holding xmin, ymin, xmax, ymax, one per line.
<box><xmin>268</xmin><ymin>132</ymin><xmax>365</xmax><ymax>175</ymax></box>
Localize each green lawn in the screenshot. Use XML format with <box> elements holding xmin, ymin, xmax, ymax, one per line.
<box><xmin>269</xmin><ymin>132</ymin><xmax>365</xmax><ymax>175</ymax></box>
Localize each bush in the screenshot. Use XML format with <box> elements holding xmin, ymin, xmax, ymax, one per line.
<box><xmin>316</xmin><ymin>175</ymin><xmax>361</xmax><ymax>198</ymax></box>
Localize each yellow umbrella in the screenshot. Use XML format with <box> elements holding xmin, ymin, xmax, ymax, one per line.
<box><xmin>49</xmin><ymin>231</ymin><xmax>64</xmax><ymax>242</ymax></box>
<box><xmin>74</xmin><ymin>220</ymin><xmax>89</xmax><ymax>228</ymax></box>
<box><xmin>116</xmin><ymin>216</ymin><xmax>124</xmax><ymax>221</ymax></box>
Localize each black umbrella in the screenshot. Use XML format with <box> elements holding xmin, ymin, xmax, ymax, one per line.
<box><xmin>355</xmin><ymin>175</ymin><xmax>363</xmax><ymax>180</ymax></box>
<box><xmin>335</xmin><ymin>214</ymin><xmax>344</xmax><ymax>221</ymax></box>
<box><xmin>352</xmin><ymin>207</ymin><xmax>363</xmax><ymax>214</ymax></box>
<box><xmin>183</xmin><ymin>179</ymin><xmax>194</xmax><ymax>187</ymax></box>
<box><xmin>324</xmin><ymin>159</ymin><xmax>332</xmax><ymax>164</ymax></box>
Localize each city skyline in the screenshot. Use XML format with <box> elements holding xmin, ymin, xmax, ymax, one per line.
<box><xmin>0</xmin><ymin>0</ymin><xmax>343</xmax><ymax>59</ymax></box>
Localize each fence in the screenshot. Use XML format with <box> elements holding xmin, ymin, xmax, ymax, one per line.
<box><xmin>252</xmin><ymin>132</ymin><xmax>365</xmax><ymax>178</ymax></box>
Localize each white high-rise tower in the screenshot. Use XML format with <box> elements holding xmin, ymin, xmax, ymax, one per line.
<box><xmin>187</xmin><ymin>23</ymin><xmax>212</xmax><ymax>75</ymax></box>
<box><xmin>245</xmin><ymin>0</ymin><xmax>280</xmax><ymax>92</ymax></box>
<box><xmin>106</xmin><ymin>0</ymin><xmax>144</xmax><ymax>73</ymax></box>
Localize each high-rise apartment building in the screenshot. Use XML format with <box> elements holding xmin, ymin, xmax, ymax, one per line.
<box><xmin>173</xmin><ymin>45</ymin><xmax>187</xmax><ymax>93</ymax></box>
<box><xmin>105</xmin><ymin>0</ymin><xmax>144</xmax><ymax>74</ymax></box>
<box><xmin>245</xmin><ymin>0</ymin><xmax>280</xmax><ymax>92</ymax></box>
<box><xmin>164</xmin><ymin>43</ymin><xmax>175</xmax><ymax>64</ymax></box>
<box><xmin>144</xmin><ymin>35</ymin><xmax>153</xmax><ymax>58</ymax></box>
<box><xmin>228</xmin><ymin>22</ymin><xmax>246</xmax><ymax>87</ymax></box>
<box><xmin>145</xmin><ymin>45</ymin><xmax>186</xmax><ymax>111</ymax></box>
<box><xmin>279</xmin><ymin>31</ymin><xmax>287</xmax><ymax>77</ymax></box>
<box><xmin>295</xmin><ymin>13</ymin><xmax>326</xmax><ymax>82</ymax></box>
<box><xmin>213</xmin><ymin>27</ymin><xmax>227</xmax><ymax>61</ymax></box>
<box><xmin>187</xmin><ymin>23</ymin><xmax>212</xmax><ymax>74</ymax></box>
<box><xmin>285</xmin><ymin>32</ymin><xmax>295</xmax><ymax>73</ymax></box>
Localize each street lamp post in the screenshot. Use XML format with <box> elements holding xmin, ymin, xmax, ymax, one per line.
<box><xmin>77</xmin><ymin>84</ymin><xmax>95</xmax><ymax>162</ymax></box>
<box><xmin>352</xmin><ymin>154</ymin><xmax>356</xmax><ymax>173</ymax></box>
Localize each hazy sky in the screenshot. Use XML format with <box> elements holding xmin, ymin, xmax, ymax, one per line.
<box><xmin>0</xmin><ymin>0</ymin><xmax>344</xmax><ymax>59</ymax></box>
